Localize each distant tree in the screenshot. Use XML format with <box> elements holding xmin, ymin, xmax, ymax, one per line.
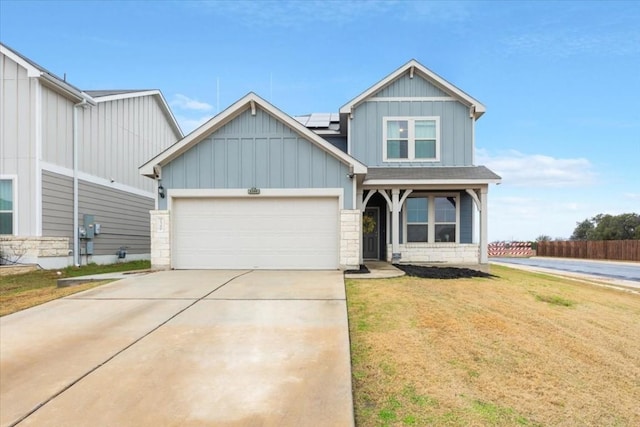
<box><xmin>570</xmin><ymin>219</ymin><xmax>595</xmax><ymax>240</ymax></box>
<box><xmin>570</xmin><ymin>213</ymin><xmax>640</xmax><ymax>241</ymax></box>
<box><xmin>536</xmin><ymin>235</ymin><xmax>552</xmax><ymax>242</ymax></box>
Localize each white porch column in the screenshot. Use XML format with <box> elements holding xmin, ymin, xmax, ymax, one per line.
<box><xmin>356</xmin><ymin>189</ymin><xmax>364</xmax><ymax>264</ymax></box>
<box><xmin>391</xmin><ymin>188</ymin><xmax>400</xmax><ymax>262</ymax></box>
<box><xmin>479</xmin><ymin>187</ymin><xmax>488</xmax><ymax>264</ymax></box>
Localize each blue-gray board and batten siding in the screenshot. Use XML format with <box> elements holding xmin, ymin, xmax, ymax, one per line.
<box><xmin>350</xmin><ymin>74</ymin><xmax>474</xmax><ymax>167</ymax></box>
<box><xmin>159</xmin><ymin>107</ymin><xmax>354</xmax><ymax>209</ymax></box>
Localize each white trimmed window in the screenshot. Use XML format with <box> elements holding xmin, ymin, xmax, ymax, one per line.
<box><xmin>405</xmin><ymin>194</ymin><xmax>459</xmax><ymax>243</ymax></box>
<box><xmin>406</xmin><ymin>197</ymin><xmax>428</xmax><ymax>242</ymax></box>
<box><xmin>434</xmin><ymin>196</ymin><xmax>456</xmax><ymax>242</ymax></box>
<box><xmin>383</xmin><ymin>117</ymin><xmax>440</xmax><ymax>162</ymax></box>
<box><xmin>0</xmin><ymin>179</ymin><xmax>14</xmax><ymax>235</ymax></box>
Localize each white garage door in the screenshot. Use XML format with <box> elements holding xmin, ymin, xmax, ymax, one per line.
<box><xmin>172</xmin><ymin>197</ymin><xmax>339</xmax><ymax>269</ymax></box>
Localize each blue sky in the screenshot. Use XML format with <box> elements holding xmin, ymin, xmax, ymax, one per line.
<box><xmin>1</xmin><ymin>0</ymin><xmax>638</xmax><ymax>241</ymax></box>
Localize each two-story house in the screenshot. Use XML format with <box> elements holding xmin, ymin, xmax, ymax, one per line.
<box><xmin>0</xmin><ymin>43</ymin><xmax>183</xmax><ymax>268</ymax></box>
<box><xmin>140</xmin><ymin>60</ymin><xmax>501</xmax><ymax>271</ymax></box>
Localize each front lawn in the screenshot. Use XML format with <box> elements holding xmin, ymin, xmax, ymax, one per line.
<box><xmin>0</xmin><ymin>260</ymin><xmax>150</xmax><ymax>316</ymax></box>
<box><xmin>346</xmin><ymin>264</ymin><xmax>640</xmax><ymax>426</ymax></box>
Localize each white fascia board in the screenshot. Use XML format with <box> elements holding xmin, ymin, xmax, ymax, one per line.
<box><xmin>362</xmin><ymin>179</ymin><xmax>501</xmax><ymax>187</ymax></box>
<box><xmin>39</xmin><ymin>73</ymin><xmax>96</xmax><ymax>105</ymax></box>
<box><xmin>42</xmin><ymin>162</ymin><xmax>154</xmax><ymax>199</ymax></box>
<box><xmin>1</xmin><ymin>45</ymin><xmax>41</xmax><ymax>77</ymax></box>
<box><xmin>1</xmin><ymin>44</ymin><xmax>95</xmax><ymax>105</ymax></box>
<box><xmin>339</xmin><ymin>59</ymin><xmax>486</xmax><ymax>119</ymax></box>
<box><xmin>140</xmin><ymin>92</ymin><xmax>366</xmax><ymax>177</ymax></box>
<box><xmin>92</xmin><ymin>90</ymin><xmax>160</xmax><ymax>102</ymax></box>
<box><xmin>96</xmin><ymin>90</ymin><xmax>183</xmax><ymax>138</ymax></box>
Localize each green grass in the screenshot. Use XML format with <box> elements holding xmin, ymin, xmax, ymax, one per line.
<box><xmin>1</xmin><ymin>260</ymin><xmax>150</xmax><ymax>295</ymax></box>
<box><xmin>1</xmin><ymin>260</ymin><xmax>150</xmax><ymax>315</ymax></box>
<box><xmin>534</xmin><ymin>294</ymin><xmax>576</xmax><ymax>307</ymax></box>
<box><xmin>347</xmin><ymin>265</ymin><xmax>640</xmax><ymax>426</ymax></box>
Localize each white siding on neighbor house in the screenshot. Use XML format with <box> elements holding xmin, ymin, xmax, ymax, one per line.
<box><xmin>78</xmin><ymin>95</ymin><xmax>180</xmax><ymax>193</ymax></box>
<box><xmin>0</xmin><ymin>53</ymin><xmax>38</xmax><ymax>235</ymax></box>
<box><xmin>41</xmin><ymin>86</ymin><xmax>74</xmax><ymax>169</ymax></box>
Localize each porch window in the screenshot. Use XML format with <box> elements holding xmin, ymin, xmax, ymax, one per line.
<box><xmin>0</xmin><ymin>179</ymin><xmax>14</xmax><ymax>235</ymax></box>
<box><xmin>404</xmin><ymin>194</ymin><xmax>459</xmax><ymax>243</ymax></box>
<box><xmin>434</xmin><ymin>197</ymin><xmax>456</xmax><ymax>242</ymax></box>
<box><xmin>383</xmin><ymin>117</ymin><xmax>440</xmax><ymax>161</ymax></box>
<box><xmin>406</xmin><ymin>197</ymin><xmax>428</xmax><ymax>242</ymax></box>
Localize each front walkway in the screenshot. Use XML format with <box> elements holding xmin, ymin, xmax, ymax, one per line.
<box><xmin>345</xmin><ymin>261</ymin><xmax>405</xmax><ymax>279</ymax></box>
<box><xmin>1</xmin><ymin>270</ymin><xmax>354</xmax><ymax>427</ymax></box>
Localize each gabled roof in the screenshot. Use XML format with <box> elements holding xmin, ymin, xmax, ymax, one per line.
<box><xmin>86</xmin><ymin>89</ymin><xmax>183</xmax><ymax>138</ymax></box>
<box><xmin>1</xmin><ymin>43</ymin><xmax>182</xmax><ymax>138</ymax></box>
<box><xmin>140</xmin><ymin>92</ymin><xmax>367</xmax><ymax>177</ymax></box>
<box><xmin>84</xmin><ymin>89</ymin><xmax>149</xmax><ymax>97</ymax></box>
<box><xmin>0</xmin><ymin>42</ymin><xmax>96</xmax><ymax>106</ymax></box>
<box><xmin>340</xmin><ymin>59</ymin><xmax>486</xmax><ymax>119</ymax></box>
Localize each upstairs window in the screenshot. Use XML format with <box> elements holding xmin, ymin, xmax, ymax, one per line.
<box><xmin>0</xmin><ymin>179</ymin><xmax>14</xmax><ymax>235</ymax></box>
<box><xmin>383</xmin><ymin>117</ymin><xmax>440</xmax><ymax>162</ymax></box>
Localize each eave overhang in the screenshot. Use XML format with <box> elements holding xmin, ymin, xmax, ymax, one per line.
<box><xmin>340</xmin><ymin>59</ymin><xmax>486</xmax><ymax>119</ymax></box>
<box><xmin>140</xmin><ymin>92</ymin><xmax>367</xmax><ymax>177</ymax></box>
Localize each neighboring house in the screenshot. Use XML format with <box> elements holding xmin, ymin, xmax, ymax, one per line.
<box><xmin>0</xmin><ymin>43</ymin><xmax>182</xmax><ymax>268</ymax></box>
<box><xmin>140</xmin><ymin>60</ymin><xmax>501</xmax><ymax>271</ymax></box>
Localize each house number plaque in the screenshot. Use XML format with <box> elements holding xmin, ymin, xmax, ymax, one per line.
<box><xmin>248</xmin><ymin>187</ymin><xmax>260</xmax><ymax>195</ymax></box>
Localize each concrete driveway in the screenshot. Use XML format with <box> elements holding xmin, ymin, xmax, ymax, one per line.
<box><xmin>0</xmin><ymin>270</ymin><xmax>354</xmax><ymax>427</ymax></box>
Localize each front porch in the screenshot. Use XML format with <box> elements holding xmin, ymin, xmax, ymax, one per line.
<box><xmin>356</xmin><ymin>167</ymin><xmax>500</xmax><ymax>267</ymax></box>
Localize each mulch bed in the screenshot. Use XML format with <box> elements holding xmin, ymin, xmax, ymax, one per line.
<box><xmin>393</xmin><ymin>264</ymin><xmax>495</xmax><ymax>279</ymax></box>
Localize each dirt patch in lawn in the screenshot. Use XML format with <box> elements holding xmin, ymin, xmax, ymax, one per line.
<box><xmin>347</xmin><ymin>264</ymin><xmax>640</xmax><ymax>426</ymax></box>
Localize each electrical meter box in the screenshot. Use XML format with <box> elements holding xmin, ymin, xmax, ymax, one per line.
<box><xmin>83</xmin><ymin>214</ymin><xmax>95</xmax><ymax>239</ymax></box>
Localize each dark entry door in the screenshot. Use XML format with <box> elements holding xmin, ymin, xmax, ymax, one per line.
<box><xmin>363</xmin><ymin>208</ymin><xmax>379</xmax><ymax>260</ymax></box>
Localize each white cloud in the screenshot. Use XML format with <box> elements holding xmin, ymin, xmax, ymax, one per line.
<box><xmin>477</xmin><ymin>149</ymin><xmax>596</xmax><ymax>188</ymax></box>
<box><xmin>171</xmin><ymin>94</ymin><xmax>213</xmax><ymax>112</ymax></box>
<box><xmin>175</xmin><ymin>114</ymin><xmax>214</xmax><ymax>135</ymax></box>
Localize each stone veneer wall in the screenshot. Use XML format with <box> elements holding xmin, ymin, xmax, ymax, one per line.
<box><xmin>340</xmin><ymin>210</ymin><xmax>361</xmax><ymax>270</ymax></box>
<box><xmin>0</xmin><ymin>237</ymin><xmax>70</xmax><ymax>264</ymax></box>
<box><xmin>387</xmin><ymin>243</ymin><xmax>479</xmax><ymax>264</ymax></box>
<box><xmin>150</xmin><ymin>210</ymin><xmax>171</xmax><ymax>270</ymax></box>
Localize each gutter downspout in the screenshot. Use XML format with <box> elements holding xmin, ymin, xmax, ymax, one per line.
<box><xmin>73</xmin><ymin>99</ymin><xmax>89</xmax><ymax>266</ymax></box>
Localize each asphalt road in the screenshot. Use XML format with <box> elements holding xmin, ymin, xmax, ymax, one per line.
<box><xmin>491</xmin><ymin>257</ymin><xmax>640</xmax><ymax>283</ymax></box>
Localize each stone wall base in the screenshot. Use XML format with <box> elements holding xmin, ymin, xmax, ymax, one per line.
<box><xmin>386</xmin><ymin>243</ymin><xmax>480</xmax><ymax>264</ymax></box>
<box><xmin>340</xmin><ymin>210</ymin><xmax>361</xmax><ymax>270</ymax></box>
<box><xmin>0</xmin><ymin>237</ymin><xmax>71</xmax><ymax>267</ymax></box>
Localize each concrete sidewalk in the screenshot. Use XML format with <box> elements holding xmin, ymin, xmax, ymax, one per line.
<box><xmin>1</xmin><ymin>270</ymin><xmax>354</xmax><ymax>427</ymax></box>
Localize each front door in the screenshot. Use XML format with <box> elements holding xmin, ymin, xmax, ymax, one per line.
<box><xmin>363</xmin><ymin>208</ymin><xmax>379</xmax><ymax>260</ymax></box>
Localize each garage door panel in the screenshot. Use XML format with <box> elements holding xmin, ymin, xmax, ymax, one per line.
<box><xmin>172</xmin><ymin>197</ymin><xmax>339</xmax><ymax>269</ymax></box>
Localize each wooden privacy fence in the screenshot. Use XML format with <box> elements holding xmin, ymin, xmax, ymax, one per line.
<box><xmin>537</xmin><ymin>240</ymin><xmax>640</xmax><ymax>262</ymax></box>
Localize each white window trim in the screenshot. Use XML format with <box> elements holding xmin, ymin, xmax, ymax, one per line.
<box><xmin>383</xmin><ymin>116</ymin><xmax>440</xmax><ymax>162</ymax></box>
<box><xmin>0</xmin><ymin>175</ymin><xmax>17</xmax><ymax>236</ymax></box>
<box><xmin>403</xmin><ymin>192</ymin><xmax>459</xmax><ymax>243</ymax></box>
